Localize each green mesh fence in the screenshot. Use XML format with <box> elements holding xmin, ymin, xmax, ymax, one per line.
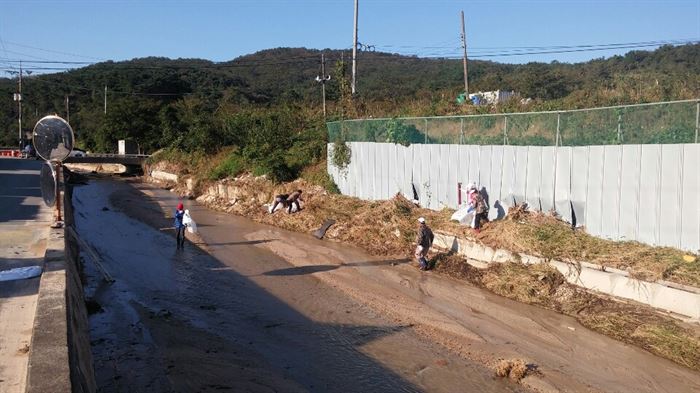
<box><xmin>327</xmin><ymin>100</ymin><xmax>700</xmax><ymax>146</ymax></box>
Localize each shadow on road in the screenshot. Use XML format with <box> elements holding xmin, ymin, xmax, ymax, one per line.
<box><xmin>262</xmin><ymin>258</ymin><xmax>410</xmax><ymax>276</ymax></box>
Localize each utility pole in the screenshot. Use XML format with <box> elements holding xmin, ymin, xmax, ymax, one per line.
<box><xmin>315</xmin><ymin>53</ymin><xmax>332</xmax><ymax>118</ymax></box>
<box><xmin>460</xmin><ymin>10</ymin><xmax>469</xmax><ymax>97</ymax></box>
<box><xmin>18</xmin><ymin>61</ymin><xmax>23</xmax><ymax>149</ymax></box>
<box><xmin>65</xmin><ymin>95</ymin><xmax>70</xmax><ymax>124</ymax></box>
<box><xmin>351</xmin><ymin>0</ymin><xmax>358</xmax><ymax>95</ymax></box>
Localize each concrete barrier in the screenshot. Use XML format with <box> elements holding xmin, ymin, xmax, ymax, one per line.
<box><xmin>150</xmin><ymin>170</ymin><xmax>178</xmax><ymax>183</ymax></box>
<box><xmin>433</xmin><ymin>232</ymin><xmax>700</xmax><ymax>320</ymax></box>
<box><xmin>25</xmin><ymin>181</ymin><xmax>96</xmax><ymax>393</ymax></box>
<box><xmin>25</xmin><ymin>229</ymin><xmax>71</xmax><ymax>393</ymax></box>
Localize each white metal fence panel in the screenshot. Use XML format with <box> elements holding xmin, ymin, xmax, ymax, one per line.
<box><xmin>329</xmin><ymin>142</ymin><xmax>699</xmax><ymax>252</ymax></box>
<box><xmin>637</xmin><ymin>144</ymin><xmax>662</xmax><ymax>246</ymax></box>
<box><xmin>386</xmin><ymin>143</ymin><xmax>399</xmax><ymax>198</ymax></box>
<box><xmin>681</xmin><ymin>144</ymin><xmax>700</xmax><ymax>253</ymax></box>
<box><xmin>601</xmin><ymin>145</ymin><xmax>623</xmax><ymax>239</ymax></box>
<box><xmin>585</xmin><ymin>146</ymin><xmax>605</xmax><ymax>237</ymax></box>
<box><xmin>618</xmin><ymin>145</ymin><xmax>641</xmax><ymax>242</ymax></box>
<box><xmin>526</xmin><ymin>146</ymin><xmax>542</xmax><ymax>210</ymax></box>
<box><xmin>659</xmin><ymin>145</ymin><xmax>684</xmax><ymax>248</ymax></box>
<box><xmin>410</xmin><ymin>144</ymin><xmax>425</xmax><ymax>203</ymax></box>
<box><xmin>467</xmin><ymin>145</ymin><xmax>480</xmax><ymax>187</ymax></box>
<box><xmin>570</xmin><ymin>146</ymin><xmax>589</xmax><ymax>227</ymax></box>
<box><xmin>446</xmin><ymin>144</ymin><xmax>460</xmax><ymax>208</ymax></box>
<box><xmin>381</xmin><ymin>143</ymin><xmax>393</xmax><ymax>199</ymax></box>
<box><xmin>555</xmin><ymin>147</ymin><xmax>572</xmax><ymax>223</ymax></box>
<box><xmin>500</xmin><ymin>145</ymin><xmax>517</xmax><ymax>208</ymax></box>
<box><xmin>436</xmin><ymin>144</ymin><xmax>451</xmax><ymax>208</ymax></box>
<box><xmin>479</xmin><ymin>145</ymin><xmax>492</xmax><ymax>193</ymax></box>
<box><xmin>401</xmin><ymin>145</ymin><xmax>413</xmax><ymax>199</ymax></box>
<box><xmin>488</xmin><ymin>146</ymin><xmax>504</xmax><ymax>220</ymax></box>
<box><xmin>457</xmin><ymin>145</ymin><xmax>471</xmax><ymax>206</ymax></box>
<box><xmin>419</xmin><ymin>144</ymin><xmax>436</xmax><ymax>208</ymax></box>
<box><xmin>513</xmin><ymin>146</ymin><xmax>529</xmax><ymax>205</ymax></box>
<box><xmin>540</xmin><ymin>146</ymin><xmax>557</xmax><ymax>213</ymax></box>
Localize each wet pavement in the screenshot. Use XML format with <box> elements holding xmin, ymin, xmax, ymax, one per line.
<box><xmin>75</xmin><ymin>179</ymin><xmax>520</xmax><ymax>393</ymax></box>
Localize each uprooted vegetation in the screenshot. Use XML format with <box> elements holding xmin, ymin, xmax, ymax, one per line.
<box><xmin>495</xmin><ymin>359</ymin><xmax>534</xmax><ymax>381</ymax></box>
<box><xmin>433</xmin><ymin>254</ymin><xmax>700</xmax><ymax>371</ymax></box>
<box><xmin>480</xmin><ymin>207</ymin><xmax>700</xmax><ymax>287</ymax></box>
<box><xmin>178</xmin><ymin>163</ymin><xmax>700</xmax><ymax>288</ymax></box>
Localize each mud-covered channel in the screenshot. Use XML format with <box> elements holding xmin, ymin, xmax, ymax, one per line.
<box><xmin>75</xmin><ymin>179</ymin><xmax>522</xmax><ymax>393</ymax></box>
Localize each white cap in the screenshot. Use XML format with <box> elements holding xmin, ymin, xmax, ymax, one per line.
<box><xmin>417</xmin><ymin>217</ymin><xmax>426</xmax><ymax>223</ymax></box>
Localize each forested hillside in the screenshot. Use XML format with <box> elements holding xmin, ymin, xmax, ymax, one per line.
<box><xmin>0</xmin><ymin>43</ymin><xmax>698</xmax><ymax>178</ymax></box>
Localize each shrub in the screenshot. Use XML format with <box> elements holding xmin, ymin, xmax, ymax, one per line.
<box><xmin>209</xmin><ymin>153</ymin><xmax>245</xmax><ymax>180</ymax></box>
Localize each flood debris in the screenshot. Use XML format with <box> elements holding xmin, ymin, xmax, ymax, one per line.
<box><xmin>434</xmin><ymin>256</ymin><xmax>700</xmax><ymax>371</ymax></box>
<box><xmin>312</xmin><ymin>219</ymin><xmax>335</xmax><ymax>239</ymax></box>
<box><xmin>495</xmin><ymin>359</ymin><xmax>532</xmax><ymax>381</ymax></box>
<box><xmin>148</xmin><ymin>162</ymin><xmax>700</xmax><ymax>370</ymax></box>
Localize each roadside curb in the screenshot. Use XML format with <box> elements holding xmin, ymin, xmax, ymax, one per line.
<box><xmin>432</xmin><ymin>232</ymin><xmax>700</xmax><ymax>320</ymax></box>
<box><xmin>25</xmin><ymin>229</ymin><xmax>71</xmax><ymax>393</ymax></box>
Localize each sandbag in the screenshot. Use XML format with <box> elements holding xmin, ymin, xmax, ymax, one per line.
<box><xmin>183</xmin><ymin>210</ymin><xmax>198</xmax><ymax>233</ymax></box>
<box><xmin>450</xmin><ymin>206</ymin><xmax>475</xmax><ymax>226</ymax></box>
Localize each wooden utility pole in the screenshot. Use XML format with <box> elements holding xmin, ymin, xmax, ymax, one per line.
<box><xmin>18</xmin><ymin>61</ymin><xmax>22</xmax><ymax>148</ymax></box>
<box><xmin>460</xmin><ymin>11</ymin><xmax>469</xmax><ymax>97</ymax></box>
<box><xmin>352</xmin><ymin>0</ymin><xmax>358</xmax><ymax>94</ymax></box>
<box><xmin>104</xmin><ymin>85</ymin><xmax>107</xmax><ymax>114</ymax></box>
<box><xmin>316</xmin><ymin>54</ymin><xmax>331</xmax><ymax>118</ymax></box>
<box><xmin>65</xmin><ymin>96</ymin><xmax>70</xmax><ymax>123</ymax></box>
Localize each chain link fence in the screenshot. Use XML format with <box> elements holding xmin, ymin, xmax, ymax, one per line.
<box><xmin>327</xmin><ymin>99</ymin><xmax>700</xmax><ymax>146</ymax></box>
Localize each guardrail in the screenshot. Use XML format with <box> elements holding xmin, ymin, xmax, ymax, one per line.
<box><xmin>0</xmin><ymin>148</ymin><xmax>21</xmax><ymax>157</ymax></box>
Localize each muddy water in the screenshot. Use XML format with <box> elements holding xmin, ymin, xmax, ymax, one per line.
<box><xmin>75</xmin><ymin>179</ymin><xmax>521</xmax><ymax>393</ymax></box>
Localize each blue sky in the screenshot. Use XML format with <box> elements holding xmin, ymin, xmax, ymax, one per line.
<box><xmin>0</xmin><ymin>0</ymin><xmax>698</xmax><ymax>73</ymax></box>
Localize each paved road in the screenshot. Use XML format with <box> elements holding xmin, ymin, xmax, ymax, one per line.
<box><xmin>0</xmin><ymin>159</ymin><xmax>52</xmax><ymax>393</ymax></box>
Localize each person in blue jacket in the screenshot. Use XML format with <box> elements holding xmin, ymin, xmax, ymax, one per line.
<box><xmin>174</xmin><ymin>202</ymin><xmax>185</xmax><ymax>249</ymax></box>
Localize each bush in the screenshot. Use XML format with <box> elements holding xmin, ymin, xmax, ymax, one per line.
<box><xmin>209</xmin><ymin>153</ymin><xmax>245</xmax><ymax>180</ymax></box>
<box><xmin>301</xmin><ymin>161</ymin><xmax>340</xmax><ymax>194</ymax></box>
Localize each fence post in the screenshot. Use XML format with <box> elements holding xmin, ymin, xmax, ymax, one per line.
<box><xmin>424</xmin><ymin>118</ymin><xmax>428</xmax><ymax>144</ymax></box>
<box><xmin>695</xmin><ymin>101</ymin><xmax>699</xmax><ymax>143</ymax></box>
<box><xmin>503</xmin><ymin>116</ymin><xmax>508</xmax><ymax>145</ymax></box>
<box><xmin>617</xmin><ymin>113</ymin><xmax>623</xmax><ymax>144</ymax></box>
<box><xmin>556</xmin><ymin>112</ymin><xmax>561</xmax><ymax>146</ymax></box>
<box><xmin>460</xmin><ymin>118</ymin><xmax>464</xmax><ymax>144</ymax></box>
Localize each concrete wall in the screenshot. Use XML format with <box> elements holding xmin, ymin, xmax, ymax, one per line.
<box><xmin>432</xmin><ymin>232</ymin><xmax>700</xmax><ymax>320</ymax></box>
<box><xmin>25</xmin><ymin>182</ymin><xmax>96</xmax><ymax>393</ymax></box>
<box><xmin>328</xmin><ymin>142</ymin><xmax>700</xmax><ymax>253</ymax></box>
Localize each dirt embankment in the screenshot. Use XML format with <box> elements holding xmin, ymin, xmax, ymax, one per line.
<box><xmin>146</xmin><ymin>163</ymin><xmax>700</xmax><ymax>371</ymax></box>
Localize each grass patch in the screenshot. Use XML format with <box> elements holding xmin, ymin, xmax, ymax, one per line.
<box><xmin>300</xmin><ymin>161</ymin><xmax>340</xmax><ymax>194</ymax></box>
<box><xmin>481</xmin><ymin>262</ymin><xmax>564</xmax><ymax>305</ymax></box>
<box><xmin>209</xmin><ymin>153</ymin><xmax>245</xmax><ymax>180</ymax></box>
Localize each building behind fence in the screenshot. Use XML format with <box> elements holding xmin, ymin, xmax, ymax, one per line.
<box><xmin>326</xmin><ymin>100</ymin><xmax>700</xmax><ymax>253</ymax></box>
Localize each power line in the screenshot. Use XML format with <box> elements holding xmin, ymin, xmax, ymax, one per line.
<box><xmin>2</xmin><ymin>40</ymin><xmax>106</xmax><ymax>61</ymax></box>
<box><xmin>376</xmin><ymin>39</ymin><xmax>699</xmax><ymax>59</ymax></box>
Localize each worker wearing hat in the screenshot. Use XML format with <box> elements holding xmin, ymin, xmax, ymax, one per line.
<box><xmin>174</xmin><ymin>202</ymin><xmax>186</xmax><ymax>249</ymax></box>
<box><xmin>414</xmin><ymin>217</ymin><xmax>434</xmax><ymax>271</ymax></box>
